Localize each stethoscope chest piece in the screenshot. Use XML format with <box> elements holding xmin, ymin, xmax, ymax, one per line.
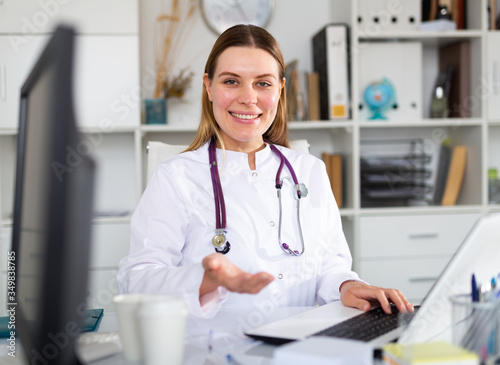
<box><xmin>212</xmin><ymin>227</ymin><xmax>230</xmax><ymax>254</ymax></box>
<box><xmin>212</xmin><ymin>233</ymin><xmax>230</xmax><ymax>254</ymax></box>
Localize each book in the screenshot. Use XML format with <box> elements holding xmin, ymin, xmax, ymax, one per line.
<box><xmin>490</xmin><ymin>0</ymin><xmax>497</xmax><ymax>30</ymax></box>
<box><xmin>307</xmin><ymin>72</ymin><xmax>321</xmax><ymax>121</ymax></box>
<box><xmin>432</xmin><ymin>143</ymin><xmax>451</xmax><ymax>204</ymax></box>
<box><xmin>322</xmin><ymin>152</ymin><xmax>343</xmax><ymax>208</ymax></box>
<box><xmin>441</xmin><ymin>145</ymin><xmax>467</xmax><ymax>206</ymax></box>
<box><xmin>439</xmin><ymin>41</ymin><xmax>471</xmax><ymax>118</ymax></box>
<box><xmin>382</xmin><ymin>341</ymin><xmax>479</xmax><ymax>365</ymax></box>
<box><xmin>312</xmin><ymin>24</ymin><xmax>350</xmax><ymax>120</ymax></box>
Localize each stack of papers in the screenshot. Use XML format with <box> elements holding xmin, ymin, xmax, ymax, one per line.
<box><xmin>382</xmin><ymin>341</ymin><xmax>479</xmax><ymax>365</ymax></box>
<box><xmin>274</xmin><ymin>336</ymin><xmax>373</xmax><ymax>365</ymax></box>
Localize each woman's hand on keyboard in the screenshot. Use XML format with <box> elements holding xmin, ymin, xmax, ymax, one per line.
<box><xmin>339</xmin><ymin>280</ymin><xmax>415</xmax><ymax>315</ymax></box>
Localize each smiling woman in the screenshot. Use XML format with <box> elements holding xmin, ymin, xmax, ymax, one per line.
<box><xmin>117</xmin><ymin>24</ymin><xmax>414</xmax><ymax>321</ymax></box>
<box><xmin>202</xmin><ymin>46</ymin><xmax>284</xmax><ymax>157</ymax></box>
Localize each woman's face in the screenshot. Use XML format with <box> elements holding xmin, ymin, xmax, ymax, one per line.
<box><xmin>203</xmin><ymin>46</ymin><xmax>285</xmax><ymax>152</ymax></box>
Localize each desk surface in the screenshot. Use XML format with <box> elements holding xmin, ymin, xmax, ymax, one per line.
<box><xmin>0</xmin><ymin>302</ymin><xmax>386</xmax><ymax>365</ymax></box>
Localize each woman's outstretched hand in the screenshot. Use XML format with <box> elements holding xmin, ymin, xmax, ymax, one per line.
<box><xmin>199</xmin><ymin>253</ymin><xmax>274</xmax><ymax>298</ymax></box>
<box><xmin>340</xmin><ymin>280</ymin><xmax>414</xmax><ymax>314</ymax></box>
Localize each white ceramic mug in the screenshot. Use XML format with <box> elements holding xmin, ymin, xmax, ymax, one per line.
<box><xmin>137</xmin><ymin>295</ymin><xmax>188</xmax><ymax>365</ymax></box>
<box><xmin>112</xmin><ymin>293</ymin><xmax>157</xmax><ymax>361</ymax></box>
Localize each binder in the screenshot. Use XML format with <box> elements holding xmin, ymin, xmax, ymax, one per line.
<box><xmin>432</xmin><ymin>143</ymin><xmax>451</xmax><ymax>204</ymax></box>
<box><xmin>439</xmin><ymin>41</ymin><xmax>471</xmax><ymax>118</ymax></box>
<box><xmin>312</xmin><ymin>24</ymin><xmax>350</xmax><ymax>120</ymax></box>
<box><xmin>441</xmin><ymin>146</ymin><xmax>467</xmax><ymax>206</ymax></box>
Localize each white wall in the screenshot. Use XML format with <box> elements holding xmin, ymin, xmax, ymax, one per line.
<box><xmin>138</xmin><ymin>0</ymin><xmax>350</xmax><ymax>127</ymax></box>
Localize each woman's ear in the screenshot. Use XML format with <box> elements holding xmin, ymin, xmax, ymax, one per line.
<box><xmin>280</xmin><ymin>77</ymin><xmax>286</xmax><ymax>94</ymax></box>
<box><xmin>203</xmin><ymin>73</ymin><xmax>213</xmax><ymax>101</ymax></box>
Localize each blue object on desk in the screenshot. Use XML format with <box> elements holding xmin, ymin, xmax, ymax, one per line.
<box><xmin>0</xmin><ymin>316</ymin><xmax>14</xmax><ymax>338</ymax></box>
<box><xmin>81</xmin><ymin>308</ymin><xmax>104</xmax><ymax>332</ymax></box>
<box><xmin>0</xmin><ymin>308</ymin><xmax>104</xmax><ymax>338</ymax></box>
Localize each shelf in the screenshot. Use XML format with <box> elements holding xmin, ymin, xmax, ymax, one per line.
<box><xmin>79</xmin><ymin>126</ymin><xmax>137</xmax><ymax>134</ymax></box>
<box><xmin>288</xmin><ymin>120</ymin><xmax>352</xmax><ymax>129</ymax></box>
<box><xmin>140</xmin><ymin>124</ymin><xmax>198</xmax><ymax>133</ymax></box>
<box><xmin>339</xmin><ymin>208</ymin><xmax>355</xmax><ymax>218</ymax></box>
<box><xmin>357</xmin><ymin>30</ymin><xmax>483</xmax><ymax>46</ymax></box>
<box><xmin>91</xmin><ymin>215</ymin><xmax>132</xmax><ymax>224</ymax></box>
<box><xmin>358</xmin><ymin>118</ymin><xmax>483</xmax><ymax>128</ymax></box>
<box><xmin>359</xmin><ymin>205</ymin><xmax>484</xmax><ymax>217</ymax></box>
<box><xmin>0</xmin><ymin>129</ymin><xmax>17</xmax><ymax>136</ymax></box>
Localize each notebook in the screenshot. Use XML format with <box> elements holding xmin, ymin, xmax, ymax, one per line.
<box><xmin>245</xmin><ymin>213</ymin><xmax>500</xmax><ymax>347</ymax></box>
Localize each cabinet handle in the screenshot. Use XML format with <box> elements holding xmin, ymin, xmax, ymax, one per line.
<box><xmin>408</xmin><ymin>232</ymin><xmax>439</xmax><ymax>239</ymax></box>
<box><xmin>409</xmin><ymin>277</ymin><xmax>438</xmax><ymax>283</ymax></box>
<box><xmin>0</xmin><ymin>64</ymin><xmax>5</xmax><ymax>100</ymax></box>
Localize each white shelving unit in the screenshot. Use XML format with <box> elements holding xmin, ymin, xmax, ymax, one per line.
<box><xmin>0</xmin><ymin>0</ymin><xmax>140</xmax><ymax>314</ymax></box>
<box><xmin>1</xmin><ymin>0</ymin><xmax>499</xmax><ymax>314</ymax></box>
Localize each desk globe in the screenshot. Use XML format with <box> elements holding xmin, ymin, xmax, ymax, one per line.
<box><xmin>363</xmin><ymin>78</ymin><xmax>396</xmax><ymax>120</ymax></box>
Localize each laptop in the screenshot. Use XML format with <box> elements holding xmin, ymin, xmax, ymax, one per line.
<box><xmin>245</xmin><ymin>213</ymin><xmax>500</xmax><ymax>347</ymax></box>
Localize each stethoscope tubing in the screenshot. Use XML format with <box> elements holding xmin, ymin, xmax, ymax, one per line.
<box><xmin>208</xmin><ymin>138</ymin><xmax>306</xmax><ymax>256</ymax></box>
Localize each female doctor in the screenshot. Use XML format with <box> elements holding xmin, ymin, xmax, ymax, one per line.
<box><xmin>117</xmin><ymin>24</ymin><xmax>414</xmax><ymax>318</ymax></box>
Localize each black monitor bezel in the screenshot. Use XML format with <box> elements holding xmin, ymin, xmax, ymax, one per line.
<box><xmin>10</xmin><ymin>25</ymin><xmax>94</xmax><ymax>365</ymax></box>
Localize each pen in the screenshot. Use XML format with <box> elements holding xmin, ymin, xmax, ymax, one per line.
<box><xmin>472</xmin><ymin>274</ymin><xmax>478</xmax><ymax>302</ymax></box>
<box><xmin>208</xmin><ymin>329</ymin><xmax>213</xmax><ymax>353</ymax></box>
<box><xmin>226</xmin><ymin>353</ymin><xmax>243</xmax><ymax>365</ymax></box>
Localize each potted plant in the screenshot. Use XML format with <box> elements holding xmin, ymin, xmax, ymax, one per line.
<box><xmin>145</xmin><ymin>0</ymin><xmax>197</xmax><ymax>124</ymax></box>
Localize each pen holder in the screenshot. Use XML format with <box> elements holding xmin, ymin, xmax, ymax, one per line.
<box><xmin>450</xmin><ymin>293</ymin><xmax>500</xmax><ymax>362</ymax></box>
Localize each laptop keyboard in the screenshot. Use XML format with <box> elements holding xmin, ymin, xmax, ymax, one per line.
<box><xmin>312</xmin><ymin>305</ymin><xmax>403</xmax><ymax>342</ymax></box>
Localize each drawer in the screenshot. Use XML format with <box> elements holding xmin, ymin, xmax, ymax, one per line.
<box><xmin>358</xmin><ymin>257</ymin><xmax>451</xmax><ymax>304</ymax></box>
<box><xmin>89</xmin><ymin>222</ymin><xmax>130</xmax><ymax>269</ymax></box>
<box><xmin>359</xmin><ymin>213</ymin><xmax>480</xmax><ymax>259</ymax></box>
<box><xmin>87</xmin><ymin>269</ymin><xmax>119</xmax><ymax>313</ymax></box>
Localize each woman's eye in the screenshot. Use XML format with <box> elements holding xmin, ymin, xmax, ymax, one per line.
<box><xmin>224</xmin><ymin>79</ymin><xmax>238</xmax><ymax>85</ymax></box>
<box><xmin>257</xmin><ymin>81</ymin><xmax>271</xmax><ymax>87</ymax></box>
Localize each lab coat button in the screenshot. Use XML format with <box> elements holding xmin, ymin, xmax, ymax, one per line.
<box><xmin>269</xmin><ymin>221</ymin><xmax>275</xmax><ymax>227</ymax></box>
<box><xmin>278</xmin><ymin>274</ymin><xmax>283</xmax><ymax>279</ymax></box>
<box><xmin>252</xmin><ymin>172</ymin><xmax>258</xmax><ymax>177</ymax></box>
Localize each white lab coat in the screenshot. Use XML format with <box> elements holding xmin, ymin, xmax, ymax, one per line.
<box><xmin>117</xmin><ymin>142</ymin><xmax>361</xmax><ymax>318</ymax></box>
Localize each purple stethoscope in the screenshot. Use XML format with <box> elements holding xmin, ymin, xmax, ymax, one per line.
<box><xmin>208</xmin><ymin>138</ymin><xmax>308</xmax><ymax>256</ymax></box>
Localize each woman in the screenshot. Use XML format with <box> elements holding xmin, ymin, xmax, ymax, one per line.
<box><xmin>117</xmin><ymin>24</ymin><xmax>414</xmax><ymax>319</ymax></box>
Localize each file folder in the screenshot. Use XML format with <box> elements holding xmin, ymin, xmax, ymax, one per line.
<box><xmin>312</xmin><ymin>24</ymin><xmax>350</xmax><ymax>120</ymax></box>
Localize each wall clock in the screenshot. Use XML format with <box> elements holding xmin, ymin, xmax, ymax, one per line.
<box><xmin>200</xmin><ymin>0</ymin><xmax>275</xmax><ymax>35</ymax></box>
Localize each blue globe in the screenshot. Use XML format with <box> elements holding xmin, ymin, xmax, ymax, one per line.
<box><xmin>363</xmin><ymin>78</ymin><xmax>396</xmax><ymax>120</ymax></box>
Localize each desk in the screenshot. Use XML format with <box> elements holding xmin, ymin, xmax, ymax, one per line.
<box><xmin>0</xmin><ymin>304</ymin><xmax>386</xmax><ymax>365</ymax></box>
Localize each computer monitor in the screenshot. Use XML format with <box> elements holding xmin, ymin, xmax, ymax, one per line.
<box><xmin>10</xmin><ymin>25</ymin><xmax>95</xmax><ymax>365</ymax></box>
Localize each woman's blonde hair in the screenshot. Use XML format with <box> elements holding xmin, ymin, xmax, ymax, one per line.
<box><xmin>186</xmin><ymin>24</ymin><xmax>289</xmax><ymax>152</ymax></box>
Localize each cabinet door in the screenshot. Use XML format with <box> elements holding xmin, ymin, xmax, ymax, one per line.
<box><xmin>87</xmin><ymin>269</ymin><xmax>119</xmax><ymax>313</ymax></box>
<box><xmin>0</xmin><ymin>35</ymin><xmax>140</xmax><ymax>129</ymax></box>
<box><xmin>74</xmin><ymin>35</ymin><xmax>140</xmax><ymax>128</ymax></box>
<box><xmin>0</xmin><ymin>35</ymin><xmax>49</xmax><ymax>128</ymax></box>
<box><xmin>0</xmin><ymin>0</ymin><xmax>138</xmax><ymax>34</ymax></box>
<box><xmin>89</xmin><ymin>222</ymin><xmax>130</xmax><ymax>269</ymax></box>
